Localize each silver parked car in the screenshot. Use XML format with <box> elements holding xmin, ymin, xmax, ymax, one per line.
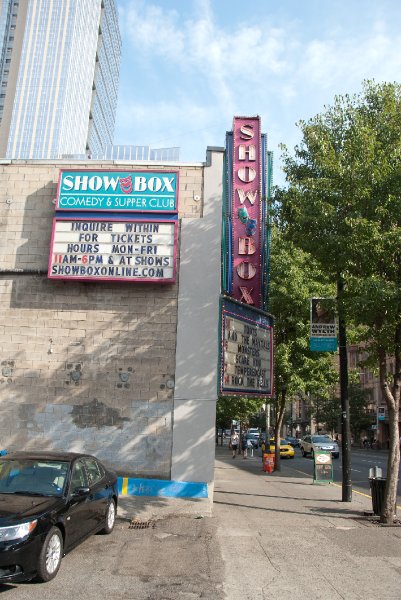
<box><xmin>299</xmin><ymin>435</ymin><xmax>339</xmax><ymax>459</ymax></box>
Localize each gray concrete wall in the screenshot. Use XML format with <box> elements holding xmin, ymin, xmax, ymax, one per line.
<box><xmin>0</xmin><ymin>159</ymin><xmax>207</xmax><ymax>478</ymax></box>
<box><xmin>172</xmin><ymin>148</ymin><xmax>224</xmax><ymax>484</ymax></box>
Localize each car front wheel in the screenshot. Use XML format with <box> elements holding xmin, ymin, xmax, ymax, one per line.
<box><xmin>36</xmin><ymin>526</ymin><xmax>63</xmax><ymax>582</ymax></box>
<box><xmin>301</xmin><ymin>447</ymin><xmax>306</xmax><ymax>457</ymax></box>
<box><xmin>101</xmin><ymin>499</ymin><xmax>116</xmax><ymax>534</ymax></box>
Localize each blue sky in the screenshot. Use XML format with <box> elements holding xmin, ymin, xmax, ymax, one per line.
<box><xmin>114</xmin><ymin>0</ymin><xmax>401</xmax><ymax>186</ymax></box>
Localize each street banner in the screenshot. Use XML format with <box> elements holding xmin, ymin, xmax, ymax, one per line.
<box><xmin>310</xmin><ymin>298</ymin><xmax>337</xmax><ymax>351</ymax></box>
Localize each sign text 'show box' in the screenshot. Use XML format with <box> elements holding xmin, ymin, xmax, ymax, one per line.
<box><xmin>55</xmin><ymin>170</ymin><xmax>179</xmax><ymax>213</ymax></box>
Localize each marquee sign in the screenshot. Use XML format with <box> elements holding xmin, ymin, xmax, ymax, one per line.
<box><xmin>48</xmin><ymin>218</ymin><xmax>177</xmax><ymax>283</ymax></box>
<box><xmin>219</xmin><ymin>297</ymin><xmax>273</xmax><ymax>397</ymax></box>
<box><xmin>55</xmin><ymin>170</ymin><xmax>178</xmax><ymax>213</ymax></box>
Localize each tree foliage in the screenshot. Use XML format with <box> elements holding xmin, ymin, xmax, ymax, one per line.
<box><xmin>269</xmin><ymin>226</ymin><xmax>338</xmax><ymax>468</ymax></box>
<box><xmin>314</xmin><ymin>382</ymin><xmax>373</xmax><ymax>437</ymax></box>
<box><xmin>216</xmin><ymin>396</ymin><xmax>265</xmax><ymax>431</ymax></box>
<box><xmin>277</xmin><ymin>80</ymin><xmax>401</xmax><ymax>522</ymax></box>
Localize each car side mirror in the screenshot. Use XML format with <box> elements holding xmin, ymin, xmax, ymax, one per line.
<box><xmin>73</xmin><ymin>486</ymin><xmax>90</xmax><ymax>497</ymax></box>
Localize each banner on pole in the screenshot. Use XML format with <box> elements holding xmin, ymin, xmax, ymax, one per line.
<box><xmin>310</xmin><ymin>298</ymin><xmax>337</xmax><ymax>352</ymax></box>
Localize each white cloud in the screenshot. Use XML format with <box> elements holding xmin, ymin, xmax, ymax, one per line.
<box><xmin>115</xmin><ymin>0</ymin><xmax>401</xmax><ymax>184</ymax></box>
<box><xmin>299</xmin><ymin>25</ymin><xmax>401</xmax><ymax>92</ymax></box>
<box><xmin>119</xmin><ymin>1</ymin><xmax>185</xmax><ymax>60</ymax></box>
<box><xmin>116</xmin><ymin>96</ymin><xmax>223</xmax><ymax>150</ymax></box>
<box><xmin>119</xmin><ymin>0</ymin><xmax>291</xmax><ymax>111</ymax></box>
<box><xmin>119</xmin><ymin>1</ymin><xmax>401</xmax><ymax>102</ymax></box>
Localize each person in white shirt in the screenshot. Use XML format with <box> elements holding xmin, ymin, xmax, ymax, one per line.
<box><xmin>230</xmin><ymin>431</ymin><xmax>239</xmax><ymax>458</ymax></box>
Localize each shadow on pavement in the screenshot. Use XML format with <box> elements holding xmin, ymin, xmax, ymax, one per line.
<box><xmin>213</xmin><ymin>499</ymin><xmax>366</xmax><ymax>519</ymax></box>
<box><xmin>215</xmin><ymin>489</ymin><xmax>344</xmax><ymax>502</ymax></box>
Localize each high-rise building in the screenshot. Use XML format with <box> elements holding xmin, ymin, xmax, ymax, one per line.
<box><xmin>98</xmin><ymin>145</ymin><xmax>181</xmax><ymax>162</ymax></box>
<box><xmin>0</xmin><ymin>0</ymin><xmax>121</xmax><ymax>159</ymax></box>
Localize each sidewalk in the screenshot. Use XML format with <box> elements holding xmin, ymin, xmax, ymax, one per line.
<box><xmin>213</xmin><ymin>444</ymin><xmax>401</xmax><ymax>600</ymax></box>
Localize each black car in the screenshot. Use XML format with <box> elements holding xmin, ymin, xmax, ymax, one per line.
<box><xmin>0</xmin><ymin>451</ymin><xmax>118</xmax><ymax>583</ymax></box>
<box><xmin>285</xmin><ymin>436</ymin><xmax>300</xmax><ymax>448</ymax></box>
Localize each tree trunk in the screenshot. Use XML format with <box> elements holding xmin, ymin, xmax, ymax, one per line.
<box><xmin>383</xmin><ymin>400</ymin><xmax>400</xmax><ymax>522</ymax></box>
<box><xmin>274</xmin><ymin>389</ymin><xmax>287</xmax><ymax>471</ymax></box>
<box><xmin>378</xmin><ymin>344</ymin><xmax>400</xmax><ymax>523</ymax></box>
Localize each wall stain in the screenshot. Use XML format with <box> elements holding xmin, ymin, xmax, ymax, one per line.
<box><xmin>71</xmin><ymin>398</ymin><xmax>130</xmax><ymax>429</ymax></box>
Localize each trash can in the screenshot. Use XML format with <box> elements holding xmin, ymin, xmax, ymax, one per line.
<box><xmin>369</xmin><ymin>477</ymin><xmax>386</xmax><ymax>515</ymax></box>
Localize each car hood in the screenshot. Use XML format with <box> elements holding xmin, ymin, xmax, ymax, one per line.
<box><xmin>0</xmin><ymin>493</ymin><xmax>62</xmax><ymax>524</ymax></box>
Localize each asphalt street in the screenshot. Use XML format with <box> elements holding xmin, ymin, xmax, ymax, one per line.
<box><xmin>220</xmin><ymin>437</ymin><xmax>401</xmax><ymax>505</ymax></box>
<box><xmin>284</xmin><ymin>445</ymin><xmax>401</xmax><ymax>506</ymax></box>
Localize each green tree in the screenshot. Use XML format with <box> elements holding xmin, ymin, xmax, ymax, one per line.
<box><xmin>269</xmin><ymin>227</ymin><xmax>337</xmax><ymax>469</ymax></box>
<box><xmin>315</xmin><ymin>382</ymin><xmax>373</xmax><ymax>438</ymax></box>
<box><xmin>348</xmin><ymin>383</ymin><xmax>375</xmax><ymax>440</ymax></box>
<box><xmin>311</xmin><ymin>393</ymin><xmax>339</xmax><ymax>434</ymax></box>
<box><xmin>277</xmin><ymin>80</ymin><xmax>401</xmax><ymax>523</ymax></box>
<box><xmin>216</xmin><ymin>395</ymin><xmax>265</xmax><ymax>442</ymax></box>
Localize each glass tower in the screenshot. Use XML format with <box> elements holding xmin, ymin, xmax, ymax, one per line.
<box><xmin>0</xmin><ymin>0</ymin><xmax>121</xmax><ymax>159</ymax></box>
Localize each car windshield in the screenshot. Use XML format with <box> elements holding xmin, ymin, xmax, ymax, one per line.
<box><xmin>246</xmin><ymin>433</ymin><xmax>259</xmax><ymax>439</ymax></box>
<box><xmin>312</xmin><ymin>436</ymin><xmax>334</xmax><ymax>443</ymax></box>
<box><xmin>0</xmin><ymin>459</ymin><xmax>69</xmax><ymax>496</ymax></box>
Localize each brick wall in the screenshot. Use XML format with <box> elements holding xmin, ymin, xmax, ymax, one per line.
<box><xmin>0</xmin><ymin>160</ymin><xmax>204</xmax><ymax>477</ymax></box>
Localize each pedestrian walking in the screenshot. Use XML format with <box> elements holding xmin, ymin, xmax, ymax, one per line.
<box><xmin>230</xmin><ymin>431</ymin><xmax>239</xmax><ymax>458</ymax></box>
<box><xmin>241</xmin><ymin>434</ymin><xmax>248</xmax><ymax>459</ymax></box>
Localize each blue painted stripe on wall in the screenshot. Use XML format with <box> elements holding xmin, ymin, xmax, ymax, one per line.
<box><xmin>117</xmin><ymin>477</ymin><xmax>208</xmax><ymax>498</ymax></box>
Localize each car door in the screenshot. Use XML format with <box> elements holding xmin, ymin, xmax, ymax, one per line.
<box><xmin>82</xmin><ymin>457</ymin><xmax>110</xmax><ymax>530</ymax></box>
<box><xmin>64</xmin><ymin>458</ymin><xmax>94</xmax><ymax>550</ymax></box>
<box><xmin>303</xmin><ymin>436</ymin><xmax>311</xmax><ymax>454</ymax></box>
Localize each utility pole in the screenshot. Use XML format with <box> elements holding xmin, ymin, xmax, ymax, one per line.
<box><xmin>337</xmin><ymin>276</ymin><xmax>352</xmax><ymax>502</ymax></box>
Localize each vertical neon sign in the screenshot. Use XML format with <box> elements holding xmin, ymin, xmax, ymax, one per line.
<box><xmin>231</xmin><ymin>116</ymin><xmax>263</xmax><ymax>309</ymax></box>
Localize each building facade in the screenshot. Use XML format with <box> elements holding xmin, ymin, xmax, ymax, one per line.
<box><xmin>0</xmin><ymin>150</ymin><xmax>223</xmax><ymax>498</ymax></box>
<box><xmin>0</xmin><ymin>0</ymin><xmax>121</xmax><ymax>159</ymax></box>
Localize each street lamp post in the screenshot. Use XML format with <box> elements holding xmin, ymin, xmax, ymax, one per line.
<box><xmin>337</xmin><ymin>276</ymin><xmax>352</xmax><ymax>502</ymax></box>
<box><xmin>265</xmin><ymin>402</ymin><xmax>270</xmax><ymax>438</ymax></box>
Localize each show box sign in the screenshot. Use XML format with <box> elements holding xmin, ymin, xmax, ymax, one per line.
<box><xmin>55</xmin><ymin>170</ymin><xmax>178</xmax><ymax>213</ymax></box>
<box><xmin>219</xmin><ymin>296</ymin><xmax>273</xmax><ymax>397</ymax></box>
<box><xmin>48</xmin><ymin>218</ymin><xmax>177</xmax><ymax>283</ymax></box>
